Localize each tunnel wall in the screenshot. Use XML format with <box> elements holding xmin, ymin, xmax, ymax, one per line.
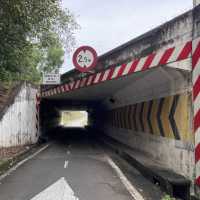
<box><xmin>104</xmin><ymin>93</ymin><xmax>192</xmax><ymax>142</ymax></box>
<box><xmin>94</xmin><ymin>70</ymin><xmax>194</xmax><ymax>182</ymax></box>
<box><xmin>40</xmin><ymin>100</ymin><xmax>61</xmax><ymax>137</ymax></box>
<box><xmin>0</xmin><ymin>82</ymin><xmax>38</xmax><ymax>147</ymax></box>
<box><xmin>90</xmin><ymin>7</ymin><xmax>200</xmax><ymax>185</ymax></box>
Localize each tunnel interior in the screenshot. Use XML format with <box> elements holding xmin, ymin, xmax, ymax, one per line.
<box><xmin>40</xmin><ymin>66</ymin><xmax>191</xmax><ymax>139</ymax></box>
<box><xmin>39</xmin><ymin>98</ymin><xmax>99</xmax><ymax>138</ymax></box>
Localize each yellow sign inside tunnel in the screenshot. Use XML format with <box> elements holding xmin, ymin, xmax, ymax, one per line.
<box><xmin>107</xmin><ymin>93</ymin><xmax>193</xmax><ymax>143</ymax></box>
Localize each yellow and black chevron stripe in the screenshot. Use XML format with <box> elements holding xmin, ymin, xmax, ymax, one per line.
<box><xmin>106</xmin><ymin>93</ymin><xmax>192</xmax><ymax>142</ymax></box>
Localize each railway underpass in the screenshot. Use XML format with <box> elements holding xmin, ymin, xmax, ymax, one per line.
<box><xmin>1</xmin><ymin>5</ymin><xmax>200</xmax><ymax>200</ymax></box>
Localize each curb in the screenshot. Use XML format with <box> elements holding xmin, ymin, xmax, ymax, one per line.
<box><xmin>0</xmin><ymin>143</ymin><xmax>48</xmax><ymax>177</ymax></box>
<box><xmin>100</xmin><ymin>136</ymin><xmax>191</xmax><ymax>200</ymax></box>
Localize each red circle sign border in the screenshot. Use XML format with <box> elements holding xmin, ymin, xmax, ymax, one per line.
<box><xmin>72</xmin><ymin>46</ymin><xmax>98</xmax><ymax>73</ymax></box>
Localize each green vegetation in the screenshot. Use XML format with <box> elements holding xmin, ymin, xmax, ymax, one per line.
<box><xmin>161</xmin><ymin>195</ymin><xmax>176</xmax><ymax>200</ymax></box>
<box><xmin>0</xmin><ymin>0</ymin><xmax>78</xmax><ymax>83</ymax></box>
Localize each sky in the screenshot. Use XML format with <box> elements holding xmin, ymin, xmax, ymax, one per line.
<box><xmin>60</xmin><ymin>0</ymin><xmax>193</xmax><ymax>74</ymax></box>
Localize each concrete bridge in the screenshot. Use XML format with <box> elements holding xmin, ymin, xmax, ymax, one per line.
<box><xmin>1</xmin><ymin>4</ymin><xmax>200</xmax><ymax>200</ymax></box>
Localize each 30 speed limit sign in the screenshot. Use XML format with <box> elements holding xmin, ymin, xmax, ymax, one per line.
<box><xmin>72</xmin><ymin>46</ymin><xmax>98</xmax><ymax>72</ymax></box>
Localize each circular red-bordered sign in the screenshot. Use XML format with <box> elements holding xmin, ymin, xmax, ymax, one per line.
<box><xmin>72</xmin><ymin>46</ymin><xmax>98</xmax><ymax>73</ymax></box>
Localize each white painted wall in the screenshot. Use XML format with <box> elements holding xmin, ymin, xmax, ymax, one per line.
<box><xmin>0</xmin><ymin>83</ymin><xmax>38</xmax><ymax>147</ymax></box>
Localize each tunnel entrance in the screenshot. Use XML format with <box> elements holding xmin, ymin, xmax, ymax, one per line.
<box><xmin>39</xmin><ymin>54</ymin><xmax>193</xmax><ymax>200</ymax></box>
<box><xmin>60</xmin><ymin>110</ymin><xmax>88</xmax><ymax>128</ymax></box>
<box><xmin>39</xmin><ymin>98</ymin><xmax>99</xmax><ymax>141</ymax></box>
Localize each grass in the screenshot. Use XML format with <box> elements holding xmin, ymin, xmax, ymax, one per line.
<box><xmin>0</xmin><ymin>159</ymin><xmax>11</xmax><ymax>175</ymax></box>
<box><xmin>161</xmin><ymin>195</ymin><xmax>176</xmax><ymax>200</ymax></box>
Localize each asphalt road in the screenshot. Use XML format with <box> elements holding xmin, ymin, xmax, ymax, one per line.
<box><xmin>0</xmin><ymin>129</ymin><xmax>163</xmax><ymax>200</ymax></box>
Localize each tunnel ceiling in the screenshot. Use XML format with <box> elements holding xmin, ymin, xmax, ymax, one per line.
<box><xmin>43</xmin><ymin>66</ymin><xmax>189</xmax><ymax>102</ymax></box>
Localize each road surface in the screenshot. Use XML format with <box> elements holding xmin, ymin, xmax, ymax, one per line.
<box><xmin>0</xmin><ymin>129</ymin><xmax>163</xmax><ymax>200</ymax></box>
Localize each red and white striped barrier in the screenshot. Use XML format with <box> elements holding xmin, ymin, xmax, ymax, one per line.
<box><xmin>36</xmin><ymin>93</ymin><xmax>40</xmax><ymax>137</ymax></box>
<box><xmin>193</xmin><ymin>37</ymin><xmax>200</xmax><ymax>186</ymax></box>
<box><xmin>41</xmin><ymin>40</ymin><xmax>192</xmax><ymax>98</ymax></box>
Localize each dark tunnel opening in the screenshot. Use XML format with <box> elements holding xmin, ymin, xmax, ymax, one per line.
<box><xmin>39</xmin><ymin>98</ymin><xmax>104</xmax><ymax>142</ymax></box>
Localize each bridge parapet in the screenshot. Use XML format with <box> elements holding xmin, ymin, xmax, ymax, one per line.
<box><xmin>42</xmin><ymin>7</ymin><xmax>195</xmax><ymax>93</ymax></box>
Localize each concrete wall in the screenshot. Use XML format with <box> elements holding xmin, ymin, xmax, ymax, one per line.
<box><xmin>104</xmin><ymin>93</ymin><xmax>192</xmax><ymax>142</ymax></box>
<box><xmin>40</xmin><ymin>99</ymin><xmax>61</xmax><ymax>136</ymax></box>
<box><xmin>89</xmin><ymin>7</ymin><xmax>200</xmax><ymax>186</ymax></box>
<box><xmin>0</xmin><ymin>83</ymin><xmax>38</xmax><ymax>147</ymax></box>
<box><xmin>94</xmin><ymin>68</ymin><xmax>195</xmax><ymax>183</ymax></box>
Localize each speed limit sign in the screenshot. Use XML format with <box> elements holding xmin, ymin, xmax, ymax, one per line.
<box><xmin>72</xmin><ymin>46</ymin><xmax>98</xmax><ymax>72</ymax></box>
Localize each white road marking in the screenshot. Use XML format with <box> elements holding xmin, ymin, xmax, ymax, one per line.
<box><xmin>67</xmin><ymin>150</ymin><xmax>71</xmax><ymax>155</ymax></box>
<box><xmin>0</xmin><ymin>144</ymin><xmax>50</xmax><ymax>182</ymax></box>
<box><xmin>106</xmin><ymin>156</ymin><xmax>145</xmax><ymax>200</ymax></box>
<box><xmin>30</xmin><ymin>177</ymin><xmax>79</xmax><ymax>200</ymax></box>
<box><xmin>64</xmin><ymin>160</ymin><xmax>69</xmax><ymax>169</ymax></box>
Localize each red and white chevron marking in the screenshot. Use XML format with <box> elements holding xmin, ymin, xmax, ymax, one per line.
<box><xmin>36</xmin><ymin>93</ymin><xmax>40</xmax><ymax>136</ymax></box>
<box><xmin>193</xmin><ymin>37</ymin><xmax>200</xmax><ymax>186</ymax></box>
<box><xmin>41</xmin><ymin>40</ymin><xmax>192</xmax><ymax>98</ymax></box>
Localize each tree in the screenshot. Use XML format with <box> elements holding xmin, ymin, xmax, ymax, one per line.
<box><xmin>37</xmin><ymin>32</ymin><xmax>65</xmax><ymax>74</ymax></box>
<box><xmin>0</xmin><ymin>0</ymin><xmax>78</xmax><ymax>83</ymax></box>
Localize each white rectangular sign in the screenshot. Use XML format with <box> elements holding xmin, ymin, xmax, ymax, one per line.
<box><xmin>43</xmin><ymin>73</ymin><xmax>60</xmax><ymax>85</ymax></box>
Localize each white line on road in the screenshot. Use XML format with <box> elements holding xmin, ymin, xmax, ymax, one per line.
<box><xmin>106</xmin><ymin>156</ymin><xmax>145</xmax><ymax>200</ymax></box>
<box><xmin>64</xmin><ymin>160</ymin><xmax>69</xmax><ymax>168</ymax></box>
<box><xmin>0</xmin><ymin>143</ymin><xmax>50</xmax><ymax>182</ymax></box>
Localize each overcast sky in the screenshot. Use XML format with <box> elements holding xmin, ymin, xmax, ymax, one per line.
<box><xmin>60</xmin><ymin>0</ymin><xmax>193</xmax><ymax>73</ymax></box>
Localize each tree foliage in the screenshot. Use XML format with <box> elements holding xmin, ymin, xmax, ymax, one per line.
<box><xmin>0</xmin><ymin>0</ymin><xmax>78</xmax><ymax>83</ymax></box>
